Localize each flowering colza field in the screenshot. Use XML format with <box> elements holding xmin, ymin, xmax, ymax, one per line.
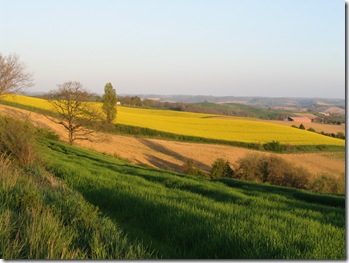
<box><xmin>3</xmin><ymin>94</ymin><xmax>344</xmax><ymax>147</ymax></box>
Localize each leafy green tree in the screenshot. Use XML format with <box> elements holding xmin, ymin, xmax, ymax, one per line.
<box><xmin>299</xmin><ymin>123</ymin><xmax>305</xmax><ymax>130</ymax></box>
<box><xmin>102</xmin><ymin>83</ymin><xmax>117</xmax><ymax>125</ymax></box>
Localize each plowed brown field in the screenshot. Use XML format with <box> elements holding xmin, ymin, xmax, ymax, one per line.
<box><xmin>1</xmin><ymin>104</ymin><xmax>344</xmax><ymax>179</ymax></box>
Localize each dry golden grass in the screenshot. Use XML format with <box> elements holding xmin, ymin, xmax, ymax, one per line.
<box><xmin>0</xmin><ymin>104</ymin><xmax>343</xmax><ymax>180</ymax></box>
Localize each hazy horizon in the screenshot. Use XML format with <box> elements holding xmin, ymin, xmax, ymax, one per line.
<box><xmin>2</xmin><ymin>0</ymin><xmax>345</xmax><ymax>99</ymax></box>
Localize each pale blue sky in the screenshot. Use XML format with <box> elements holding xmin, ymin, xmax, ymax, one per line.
<box><xmin>1</xmin><ymin>0</ymin><xmax>345</xmax><ymax>98</ymax></box>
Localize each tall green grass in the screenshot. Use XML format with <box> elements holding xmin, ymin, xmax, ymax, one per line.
<box><xmin>43</xmin><ymin>139</ymin><xmax>345</xmax><ymax>259</ymax></box>
<box><xmin>0</xmin><ymin>157</ymin><xmax>152</xmax><ymax>259</ymax></box>
<box><xmin>0</xmin><ymin>115</ymin><xmax>152</xmax><ymax>259</ymax></box>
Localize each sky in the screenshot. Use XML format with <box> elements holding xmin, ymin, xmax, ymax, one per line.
<box><xmin>0</xmin><ymin>0</ymin><xmax>345</xmax><ymax>98</ymax></box>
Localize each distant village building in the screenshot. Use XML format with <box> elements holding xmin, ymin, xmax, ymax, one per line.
<box><xmin>287</xmin><ymin>117</ymin><xmax>312</xmax><ymax>123</ymax></box>
<box><xmin>319</xmin><ymin>112</ymin><xmax>330</xmax><ymax>116</ymax></box>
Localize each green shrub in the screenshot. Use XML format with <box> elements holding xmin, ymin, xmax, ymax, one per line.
<box><xmin>182</xmin><ymin>159</ymin><xmax>208</xmax><ymax>177</ymax></box>
<box><xmin>263</xmin><ymin>141</ymin><xmax>283</xmax><ymax>152</ymax></box>
<box><xmin>0</xmin><ymin>116</ymin><xmax>38</xmax><ymax>167</ymax></box>
<box><xmin>309</xmin><ymin>174</ymin><xmax>345</xmax><ymax>194</ymax></box>
<box><xmin>210</xmin><ymin>158</ymin><xmax>234</xmax><ymax>178</ymax></box>
<box><xmin>307</xmin><ymin>127</ymin><xmax>316</xmax><ymax>132</ymax></box>
<box><xmin>234</xmin><ymin>153</ymin><xmax>265</xmax><ymax>182</ymax></box>
<box><xmin>36</xmin><ymin>128</ymin><xmax>60</xmax><ymax>141</ymax></box>
<box><xmin>235</xmin><ymin>153</ymin><xmax>310</xmax><ymax>189</ymax></box>
<box><xmin>336</xmin><ymin>132</ymin><xmax>345</xmax><ymax>140</ymax></box>
<box><xmin>299</xmin><ymin>124</ymin><xmax>305</xmax><ymax>130</ymax></box>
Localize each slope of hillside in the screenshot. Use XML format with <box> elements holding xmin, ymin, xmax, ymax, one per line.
<box><xmin>0</xmin><ymin>117</ymin><xmax>152</xmax><ymax>259</ymax></box>
<box><xmin>193</xmin><ymin>101</ymin><xmax>292</xmax><ymax>119</ymax></box>
<box><xmin>42</xmin><ymin>139</ymin><xmax>345</xmax><ymax>259</ymax></box>
<box><xmin>0</xmin><ymin>104</ymin><xmax>344</xmax><ymax>179</ymax></box>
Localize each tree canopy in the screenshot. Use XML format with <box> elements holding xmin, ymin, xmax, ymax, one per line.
<box><xmin>102</xmin><ymin>82</ymin><xmax>117</xmax><ymax>125</ymax></box>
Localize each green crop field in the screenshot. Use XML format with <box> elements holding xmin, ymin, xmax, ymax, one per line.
<box><xmin>41</xmin><ymin>139</ymin><xmax>345</xmax><ymax>259</ymax></box>
<box><xmin>2</xmin><ymin>94</ymin><xmax>344</xmax><ymax>147</ymax></box>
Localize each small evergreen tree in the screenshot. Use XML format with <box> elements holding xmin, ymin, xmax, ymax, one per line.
<box><xmin>299</xmin><ymin>123</ymin><xmax>305</xmax><ymax>130</ymax></box>
<box><xmin>102</xmin><ymin>83</ymin><xmax>117</xmax><ymax>125</ymax></box>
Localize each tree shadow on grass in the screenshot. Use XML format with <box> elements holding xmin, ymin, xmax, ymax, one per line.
<box><xmin>145</xmin><ymin>154</ymin><xmax>182</xmax><ymax>172</ymax></box>
<box><xmin>138</xmin><ymin>138</ymin><xmax>211</xmax><ymax>171</ymax></box>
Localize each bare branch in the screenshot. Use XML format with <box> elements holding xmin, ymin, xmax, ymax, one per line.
<box><xmin>46</xmin><ymin>81</ymin><xmax>101</xmax><ymax>145</ymax></box>
<box><xmin>0</xmin><ymin>53</ymin><xmax>34</xmax><ymax>96</ymax></box>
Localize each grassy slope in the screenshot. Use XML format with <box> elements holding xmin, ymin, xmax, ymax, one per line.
<box><xmin>42</xmin><ymin>139</ymin><xmax>345</xmax><ymax>259</ymax></box>
<box><xmin>0</xmin><ymin>154</ymin><xmax>152</xmax><ymax>259</ymax></box>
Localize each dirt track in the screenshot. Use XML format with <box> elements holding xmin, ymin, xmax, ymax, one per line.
<box><xmin>0</xmin><ymin>104</ymin><xmax>344</xmax><ymax>179</ymax></box>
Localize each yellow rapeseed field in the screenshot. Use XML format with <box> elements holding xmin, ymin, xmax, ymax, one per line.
<box><xmin>2</xmin><ymin>94</ymin><xmax>345</xmax><ymax>146</ymax></box>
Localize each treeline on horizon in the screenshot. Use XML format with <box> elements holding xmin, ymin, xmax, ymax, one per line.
<box><xmin>100</xmin><ymin>95</ymin><xmax>345</xmax><ymax>123</ymax></box>
<box><xmin>33</xmin><ymin>92</ymin><xmax>345</xmax><ymax>123</ymax></box>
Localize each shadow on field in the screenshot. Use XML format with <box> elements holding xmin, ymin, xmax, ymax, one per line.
<box><xmin>138</xmin><ymin>139</ymin><xmax>211</xmax><ymax>172</ymax></box>
<box><xmin>145</xmin><ymin>154</ymin><xmax>182</xmax><ymax>172</ymax></box>
<box><xmin>75</xmin><ymin>184</ymin><xmax>253</xmax><ymax>259</ymax></box>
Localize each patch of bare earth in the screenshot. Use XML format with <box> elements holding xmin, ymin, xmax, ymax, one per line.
<box><xmin>0</xmin><ymin>104</ymin><xmax>344</xmax><ymax>179</ymax></box>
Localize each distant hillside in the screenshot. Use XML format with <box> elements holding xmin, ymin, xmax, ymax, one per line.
<box><xmin>120</xmin><ymin>94</ymin><xmax>345</xmax><ymax>108</ymax></box>
<box><xmin>192</xmin><ymin>101</ymin><xmax>292</xmax><ymax>120</ymax></box>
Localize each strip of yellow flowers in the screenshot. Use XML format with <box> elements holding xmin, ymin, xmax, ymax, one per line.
<box><xmin>3</xmin><ymin>94</ymin><xmax>344</xmax><ymax>146</ymax></box>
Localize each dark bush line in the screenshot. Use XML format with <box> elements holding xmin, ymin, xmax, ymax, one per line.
<box><xmin>292</xmin><ymin>123</ymin><xmax>345</xmax><ymax>140</ymax></box>
<box><xmin>208</xmin><ymin>154</ymin><xmax>345</xmax><ymax>195</ymax></box>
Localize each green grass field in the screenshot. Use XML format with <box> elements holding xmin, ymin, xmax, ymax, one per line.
<box><xmin>41</xmin><ymin>139</ymin><xmax>345</xmax><ymax>259</ymax></box>
<box><xmin>2</xmin><ymin>94</ymin><xmax>345</xmax><ymax>146</ymax></box>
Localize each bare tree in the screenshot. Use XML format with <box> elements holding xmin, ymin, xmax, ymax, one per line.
<box><xmin>46</xmin><ymin>81</ymin><xmax>102</xmax><ymax>145</ymax></box>
<box><xmin>0</xmin><ymin>53</ymin><xmax>34</xmax><ymax>96</ymax></box>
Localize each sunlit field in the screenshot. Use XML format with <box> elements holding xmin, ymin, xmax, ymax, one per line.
<box><xmin>2</xmin><ymin>94</ymin><xmax>345</xmax><ymax>146</ymax></box>
<box><xmin>115</xmin><ymin>107</ymin><xmax>344</xmax><ymax>146</ymax></box>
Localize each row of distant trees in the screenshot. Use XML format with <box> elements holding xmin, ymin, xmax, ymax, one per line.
<box><xmin>0</xmin><ymin>52</ymin><xmax>118</xmax><ymax>145</ymax></box>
